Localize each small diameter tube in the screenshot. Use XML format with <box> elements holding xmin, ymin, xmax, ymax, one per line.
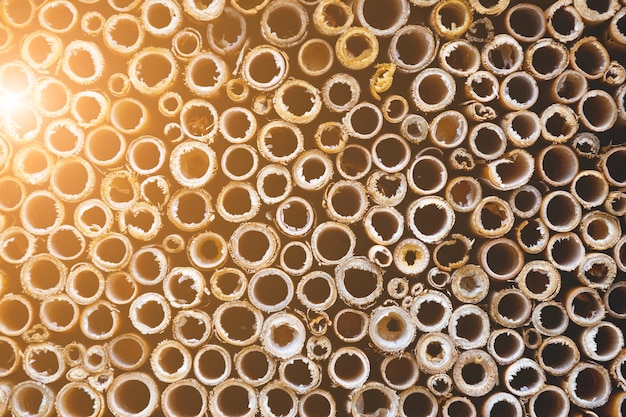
<box><xmin>343</xmin><ymin>102</ymin><xmax>383</xmax><ymax>140</ymax></box>
<box><xmin>564</xmin><ymin>362</ymin><xmax>612</xmax><ymax>409</ymax></box>
<box><xmin>367</xmin><ymin>170</ymin><xmax>407</xmax><ymax>207</ymax></box>
<box><xmin>228</xmin><ymin>222</ymin><xmax>280</xmax><ymax>272</ymax></box>
<box><xmin>452</xmin><ymin>349</ymin><xmax>498</xmax><ymax>397</ymax></box>
<box><xmin>414</xmin><ymin>332</ymin><xmax>457</xmax><ymax>374</ymax></box>
<box><xmin>107</xmin><ymin>372</ymin><xmax>159</xmax><ymax>417</ymax></box>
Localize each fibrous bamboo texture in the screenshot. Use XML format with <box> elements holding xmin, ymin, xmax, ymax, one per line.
<box><xmin>0</xmin><ymin>0</ymin><xmax>624</xmax><ymax>416</ymax></box>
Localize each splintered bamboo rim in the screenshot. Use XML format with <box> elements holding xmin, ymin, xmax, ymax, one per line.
<box><xmin>234</xmin><ymin>345</ymin><xmax>276</xmax><ymax>387</ymax></box>
<box><xmin>140</xmin><ymin>0</ymin><xmax>183</xmax><ymax>38</ymax></box>
<box><xmin>528</xmin><ymin>386</ymin><xmax>569</xmax><ymax>417</ymax></box>
<box><xmin>56</xmin><ymin>382</ymin><xmax>104</xmax><ymax>417</ymax></box>
<box><xmin>150</xmin><ymin>339</ymin><xmax>192</xmax><ymax>383</ymax></box>
<box><xmin>23</xmin><ymin>342</ymin><xmax>66</xmax><ymax>384</ymax></box>
<box><xmin>442</xmin><ymin>397</ymin><xmax>476</xmax><ymax>417</ymax></box>
<box><xmin>565</xmin><ymin>362</ymin><xmax>612</xmax><ymax>409</ymax></box>
<box><xmin>483</xmin><ymin>392</ymin><xmax>523</xmax><ymax>417</ymax></box>
<box><xmin>261</xmin><ymin>312</ymin><xmax>306</xmax><ymax>359</ymax></box>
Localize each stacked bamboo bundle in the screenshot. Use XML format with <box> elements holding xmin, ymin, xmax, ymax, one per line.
<box><xmin>0</xmin><ymin>0</ymin><xmax>624</xmax><ymax>416</ymax></box>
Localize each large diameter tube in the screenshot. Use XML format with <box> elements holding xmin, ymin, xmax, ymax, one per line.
<box><xmin>107</xmin><ymin>372</ymin><xmax>160</xmax><ymax>417</ymax></box>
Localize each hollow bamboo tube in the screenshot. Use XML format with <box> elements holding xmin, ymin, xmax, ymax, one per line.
<box><xmin>310</xmin><ymin>221</ymin><xmax>356</xmax><ymax>265</ymax></box>
<box><xmin>184</xmin><ymin>52</ymin><xmax>228</xmax><ymax>98</ymax></box>
<box><xmin>20</xmin><ymin>253</ymin><xmax>66</xmax><ymax>301</ymax></box>
<box><xmin>261</xmin><ymin>312</ymin><xmax>306</xmax><ymax>359</ymax></box>
<box><xmin>503</xmin><ymin>357</ymin><xmax>547</xmax><ymax>397</ymax></box>
<box><xmin>171</xmin><ymin>27</ymin><xmax>202</xmax><ymax>60</ymax></box>
<box><xmin>353</xmin><ymin>0</ymin><xmax>409</xmax><ymax>37</ymax></box>
<box><xmin>229</xmin><ymin>222</ymin><xmax>280</xmax><ymax>272</ymax></box>
<box><xmin>13</xmin><ymin>144</ymin><xmax>54</xmax><ymax>185</ymax></box>
<box><xmin>448</xmin><ymin>304</ymin><xmax>490</xmax><ymax>349</ymax></box>
<box><xmin>140</xmin><ymin>0</ymin><xmax>182</xmax><ymax>38</ymax></box>
<box><xmin>500</xmin><ymin>71</ymin><xmax>539</xmax><ymax>110</ymax></box>
<box><xmin>578</xmin><ymin>89</ymin><xmax>618</xmax><ymax>132</ymax></box>
<box><xmin>213</xmin><ymin>301</ymin><xmax>263</xmax><ymax>347</ymax></box>
<box><xmin>439</xmin><ymin>39</ymin><xmax>480</xmax><ymax>78</ymax></box>
<box><xmin>193</xmin><ymin>344</ymin><xmax>231</xmax><ymax>387</ymax></box>
<box><xmin>368</xmin><ymin>305</ymin><xmax>416</xmax><ymax>353</ymax></box>
<box><xmin>150</xmin><ymin>339</ymin><xmax>192</xmax><ymax>383</ymax></box>
<box><xmin>347</xmin><ymin>382</ymin><xmax>398</xmax><ymax>417</ymax></box>
<box><xmin>0</xmin><ymin>384</ymin><xmax>9</xmax><ymax>416</ymax></box>
<box><xmin>179</xmin><ymin>99</ymin><xmax>218</xmax><ymax>142</ymax></box>
<box><xmin>441</xmin><ymin>396</ymin><xmax>477</xmax><ymax>417</ymax></box>
<box><xmin>260</xmin><ymin>0</ymin><xmax>308</xmax><ymax>47</ymax></box>
<box><xmin>84</xmin><ymin>125</ymin><xmax>126</xmax><ymax>168</ymax></box>
<box><xmin>577</xmin><ymin>253</ymin><xmax>616</xmax><ymax>291</ymax></box>
<box><xmin>21</xmin><ymin>29</ymin><xmax>62</xmax><ymax>69</ymax></box>
<box><xmin>233</xmin><ymin>345</ymin><xmax>276</xmax><ymax>387</ymax></box>
<box><xmin>0</xmin><ymin>335</ymin><xmax>21</xmax><ymax>377</ymax></box>
<box><xmin>414</xmin><ymin>332</ymin><xmax>457</xmax><ymax>375</ymax></box>
<box><xmin>483</xmin><ymin>392</ymin><xmax>523</xmax><ymax>417</ymax></box>
<box><xmin>107</xmin><ymin>372</ymin><xmax>160</xmax><ymax>417</ymax></box>
<box><xmin>106</xmin><ymin>333</ymin><xmax>149</xmax><ymax>371</ymax></box>
<box><xmin>545</xmin><ymin>0</ymin><xmax>584</xmax><ymax>42</ymax></box>
<box><xmin>216</xmin><ymin>181</ymin><xmax>261</xmax><ymax>223</ymax></box>
<box><xmin>580</xmin><ymin>321</ymin><xmax>624</xmax><ymax>362</ymax></box>
<box><xmin>167</xmin><ymin>188</ymin><xmax>214</xmax><ymax>232</ymax></box>
<box><xmin>450</xmin><ymin>264</ymin><xmax>489</xmax><ymax>304</ymax></box>
<box><xmin>278</xmin><ymin>355</ymin><xmax>320</xmax><ymax>394</ymax></box>
<box><xmin>565</xmin><ymin>286</ymin><xmax>606</xmax><ymax>326</ymax></box>
<box><xmin>209</xmin><ymin>379</ymin><xmax>258</xmax><ymax>417</ymax></box>
<box><xmin>221</xmin><ymin>144</ymin><xmax>258</xmax><ymax>182</ymax></box>
<box><xmin>482</xmin><ymin>149</ymin><xmax>534</xmax><ymax>191</ymax></box>
<box><xmin>406</xmin><ymin>196</ymin><xmax>455</xmax><ymax>244</ymax></box>
<box><xmin>527</xmin><ymin>386</ymin><xmax>570</xmax><ymax>417</ymax></box>
<box><xmin>579</xmin><ymin>210</ymin><xmax>621</xmax><ymax>250</ymax></box>
<box><xmin>79</xmin><ymin>300</ymin><xmax>120</xmax><ymax>341</ymax></box>
<box><xmin>343</xmin><ymin>101</ymin><xmax>383</xmax><ymax>140</ymax></box>
<box><xmin>299</xmin><ymin>389</ymin><xmax>335</xmax><ymax>417</ymax></box>
<box><xmin>161</xmin><ymin>378</ymin><xmax>208</xmax><ymax>417</ymax></box>
<box><xmin>257</xmin><ymin>120</ymin><xmax>304</xmax><ymax>164</ymax></box>
<box><xmin>537</xmin><ymin>145</ymin><xmax>579</xmax><ymax>187</ymax></box>
<box><xmin>129</xmin><ymin>292</ymin><xmax>171</xmax><ymax>335</ymax></box>
<box><xmin>39</xmin><ymin>294</ymin><xmax>79</xmax><ymax>333</ymax></box>
<box><xmin>367</xmin><ymin>170</ymin><xmax>408</xmax><ymax>207</ymax></box>
<box><xmin>0</xmin><ymin>226</ymin><xmax>37</xmax><ymax>265</ymax></box>
<box><xmin>540</xmin><ymin>191</ymin><xmax>582</xmax><ymax>232</ymax></box>
<box><xmin>274</xmin><ymin>197</ymin><xmax>315</xmax><ymax>239</ymax></box>
<box><xmin>410</xmin><ymin>290</ymin><xmax>452</xmax><ymax>333</ymax></box>
<box><xmin>411</xmin><ymin>68</ymin><xmax>456</xmax><ymax>112</ymax></box>
<box><xmin>452</xmin><ymin>349</ymin><xmax>498</xmax><ymax>397</ymax></box>
<box><xmin>10</xmin><ymin>381</ymin><xmax>55</xmax><ymax>417</ymax></box>
<box><xmin>69</xmin><ymin>90</ymin><xmax>107</xmax><ymax>129</ymax></box>
<box><xmin>490</xmin><ymin>288</ymin><xmax>532</xmax><ymax>328</ymax></box>
<box><xmin>23</xmin><ymin>342</ymin><xmax>65</xmax><ymax>384</ymax></box>
<box><xmin>501</xmin><ymin>110</ymin><xmax>541</xmax><ymax>148</ymax></box>
<box><xmin>255</xmin><ymin>164</ymin><xmax>291</xmax><ymax>205</ymax></box>
<box><xmin>258</xmin><ymin>382</ymin><xmax>298</xmax><ymax>417</ymax></box>
<box><xmin>246</xmin><ymin>267</ymin><xmax>293</xmax><ymax>313</ymax></box>
<box><xmin>324</xmin><ymin>180</ymin><xmax>369</xmax><ymax>224</ymax></box>
<box><xmin>110</xmin><ymin>97</ymin><xmax>149</xmax><ymax>135</ymax></box>
<box><xmin>574</xmin><ymin>0</ymin><xmax>619</xmax><ymax>23</ymax></box>
<box><xmin>334</xmin><ymin>256</ymin><xmax>383</xmax><ymax>308</ymax></box>
<box><xmin>546</xmin><ymin>232</ymin><xmax>585</xmax><ymax>272</ymax></box>
<box><xmin>296</xmin><ymin>271</ymin><xmax>336</xmax><ymax>312</ymax></box>
<box><xmin>470</xmin><ymin>196</ymin><xmax>514</xmax><ymax>238</ymax></box>
<box><xmin>532</xmin><ymin>302</ymin><xmax>570</xmax><ymax>337</ymax></box>
<box><xmin>487</xmin><ymin>328</ymin><xmax>525</xmax><ymax>365</ymax></box>
<box><xmin>292</xmin><ymin>149</ymin><xmax>334</xmax><ymax>193</ymax></box>
<box><xmin>61</xmin><ymin>40</ymin><xmax>104</xmax><ymax>84</ymax></box>
<box><xmin>564</xmin><ymin>362</ymin><xmax>612</xmax><ymax>409</ymax></box>
<box><xmin>335</xmin><ymin>26</ymin><xmax>379</xmax><ymax>70</ymax></box>
<box><xmin>33</xmin><ymin>77</ymin><xmax>70</xmax><ymax>117</ymax></box>
<box><xmin>333</xmin><ymin>308</ymin><xmax>369</xmax><ymax>343</ymax></box>
<box><xmin>481</xmin><ymin>34</ymin><xmax>524</xmax><ymax>76</ymax></box>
